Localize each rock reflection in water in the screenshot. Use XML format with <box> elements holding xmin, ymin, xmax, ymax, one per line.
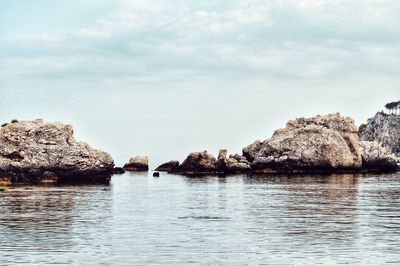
<box><xmin>1</xmin><ymin>173</ymin><xmax>400</xmax><ymax>265</ymax></box>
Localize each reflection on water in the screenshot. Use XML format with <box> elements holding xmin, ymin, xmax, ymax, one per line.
<box><xmin>0</xmin><ymin>173</ymin><xmax>400</xmax><ymax>265</ymax></box>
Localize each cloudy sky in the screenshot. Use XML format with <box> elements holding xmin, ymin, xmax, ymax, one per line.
<box><xmin>1</xmin><ymin>0</ymin><xmax>399</xmax><ymax>167</ymax></box>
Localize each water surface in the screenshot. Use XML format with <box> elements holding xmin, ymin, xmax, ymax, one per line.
<box><xmin>1</xmin><ymin>172</ymin><xmax>400</xmax><ymax>265</ymax></box>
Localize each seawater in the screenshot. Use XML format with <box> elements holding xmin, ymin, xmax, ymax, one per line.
<box><xmin>1</xmin><ymin>172</ymin><xmax>399</xmax><ymax>265</ymax></box>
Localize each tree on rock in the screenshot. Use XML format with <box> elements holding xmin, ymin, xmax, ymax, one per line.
<box><xmin>385</xmin><ymin>101</ymin><xmax>400</xmax><ymax>115</ymax></box>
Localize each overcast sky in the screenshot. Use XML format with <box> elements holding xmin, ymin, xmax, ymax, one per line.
<box><xmin>1</xmin><ymin>0</ymin><xmax>399</xmax><ymax>167</ymax></box>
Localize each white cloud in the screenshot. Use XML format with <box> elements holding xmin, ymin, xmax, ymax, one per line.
<box><xmin>1</xmin><ymin>0</ymin><xmax>400</xmax><ymax>83</ymax></box>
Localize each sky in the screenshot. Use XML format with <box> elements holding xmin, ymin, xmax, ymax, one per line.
<box><xmin>1</xmin><ymin>0</ymin><xmax>399</xmax><ymax>167</ymax></box>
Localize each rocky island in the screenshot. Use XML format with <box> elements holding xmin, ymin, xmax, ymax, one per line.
<box><xmin>0</xmin><ymin>119</ymin><xmax>114</xmax><ymax>185</ymax></box>
<box><xmin>171</xmin><ymin>113</ymin><xmax>398</xmax><ymax>175</ymax></box>
<box><xmin>359</xmin><ymin>111</ymin><xmax>400</xmax><ymax>157</ymax></box>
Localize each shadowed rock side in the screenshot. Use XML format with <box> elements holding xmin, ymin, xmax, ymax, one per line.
<box><xmin>360</xmin><ymin>141</ymin><xmax>398</xmax><ymax>171</ymax></box>
<box><xmin>172</xmin><ymin>113</ymin><xmax>398</xmax><ymax>176</ymax></box>
<box><xmin>0</xmin><ymin>119</ymin><xmax>114</xmax><ymax>185</ymax></box>
<box><xmin>359</xmin><ymin>112</ymin><xmax>400</xmax><ymax>157</ymax></box>
<box><xmin>155</xmin><ymin>160</ymin><xmax>179</xmax><ymax>172</ymax></box>
<box><xmin>123</xmin><ymin>156</ymin><xmax>149</xmax><ymax>171</ymax></box>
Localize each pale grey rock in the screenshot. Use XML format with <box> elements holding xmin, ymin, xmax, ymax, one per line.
<box><xmin>244</xmin><ymin>113</ymin><xmax>363</xmax><ymax>172</ymax></box>
<box><xmin>123</xmin><ymin>156</ymin><xmax>149</xmax><ymax>171</ymax></box>
<box><xmin>360</xmin><ymin>141</ymin><xmax>398</xmax><ymax>170</ymax></box>
<box><xmin>0</xmin><ymin>119</ymin><xmax>114</xmax><ymax>183</ymax></box>
<box><xmin>359</xmin><ymin>112</ymin><xmax>400</xmax><ymax>157</ymax></box>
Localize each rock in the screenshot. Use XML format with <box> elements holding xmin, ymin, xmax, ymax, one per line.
<box><xmin>244</xmin><ymin>113</ymin><xmax>365</xmax><ymax>173</ymax></box>
<box><xmin>0</xmin><ymin>119</ymin><xmax>114</xmax><ymax>184</ymax></box>
<box><xmin>112</xmin><ymin>167</ymin><xmax>125</xmax><ymax>174</ymax></box>
<box><xmin>123</xmin><ymin>156</ymin><xmax>149</xmax><ymax>171</ymax></box>
<box><xmin>217</xmin><ymin>149</ymin><xmax>251</xmax><ymax>173</ymax></box>
<box><xmin>155</xmin><ymin>160</ymin><xmax>179</xmax><ymax>172</ymax></box>
<box><xmin>242</xmin><ymin>140</ymin><xmax>264</xmax><ymax>163</ymax></box>
<box><xmin>153</xmin><ymin>172</ymin><xmax>160</xmax><ymax>177</ymax></box>
<box><xmin>171</xmin><ymin>151</ymin><xmax>218</xmax><ymax>174</ymax></box>
<box><xmin>229</xmin><ymin>153</ymin><xmax>250</xmax><ymax>164</ymax></box>
<box><xmin>360</xmin><ymin>141</ymin><xmax>398</xmax><ymax>171</ymax></box>
<box><xmin>359</xmin><ymin>112</ymin><xmax>400</xmax><ymax>157</ymax></box>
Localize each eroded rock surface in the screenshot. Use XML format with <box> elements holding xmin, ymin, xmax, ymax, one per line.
<box><xmin>243</xmin><ymin>113</ymin><xmax>363</xmax><ymax>173</ymax></box>
<box><xmin>0</xmin><ymin>119</ymin><xmax>114</xmax><ymax>184</ymax></box>
<box><xmin>359</xmin><ymin>112</ymin><xmax>400</xmax><ymax>157</ymax></box>
<box><xmin>360</xmin><ymin>141</ymin><xmax>398</xmax><ymax>171</ymax></box>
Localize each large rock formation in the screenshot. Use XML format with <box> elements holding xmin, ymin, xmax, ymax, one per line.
<box><xmin>123</xmin><ymin>156</ymin><xmax>149</xmax><ymax>171</ymax></box>
<box><xmin>243</xmin><ymin>113</ymin><xmax>397</xmax><ymax>173</ymax></box>
<box><xmin>359</xmin><ymin>112</ymin><xmax>400</xmax><ymax>157</ymax></box>
<box><xmin>244</xmin><ymin>113</ymin><xmax>363</xmax><ymax>173</ymax></box>
<box><xmin>0</xmin><ymin>119</ymin><xmax>114</xmax><ymax>184</ymax></box>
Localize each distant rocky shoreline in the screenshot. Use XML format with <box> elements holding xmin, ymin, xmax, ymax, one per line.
<box><xmin>1</xmin><ymin>110</ymin><xmax>399</xmax><ymax>185</ymax></box>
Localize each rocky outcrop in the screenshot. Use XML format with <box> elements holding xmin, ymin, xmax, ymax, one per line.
<box><xmin>216</xmin><ymin>149</ymin><xmax>251</xmax><ymax>173</ymax></box>
<box><xmin>123</xmin><ymin>156</ymin><xmax>149</xmax><ymax>171</ymax></box>
<box><xmin>360</xmin><ymin>141</ymin><xmax>398</xmax><ymax>171</ymax></box>
<box><xmin>170</xmin><ymin>150</ymin><xmax>251</xmax><ymax>175</ymax></box>
<box><xmin>172</xmin><ymin>151</ymin><xmax>218</xmax><ymax>175</ymax></box>
<box><xmin>155</xmin><ymin>160</ymin><xmax>179</xmax><ymax>172</ymax></box>
<box><xmin>0</xmin><ymin>119</ymin><xmax>114</xmax><ymax>184</ymax></box>
<box><xmin>244</xmin><ymin>113</ymin><xmax>364</xmax><ymax>173</ymax></box>
<box><xmin>359</xmin><ymin>112</ymin><xmax>400</xmax><ymax>157</ymax></box>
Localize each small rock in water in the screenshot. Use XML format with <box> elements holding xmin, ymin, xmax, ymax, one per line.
<box><xmin>153</xmin><ymin>172</ymin><xmax>160</xmax><ymax>177</ymax></box>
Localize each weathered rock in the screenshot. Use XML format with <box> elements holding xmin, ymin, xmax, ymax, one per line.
<box><xmin>123</xmin><ymin>156</ymin><xmax>149</xmax><ymax>171</ymax></box>
<box><xmin>244</xmin><ymin>113</ymin><xmax>366</xmax><ymax>173</ymax></box>
<box><xmin>217</xmin><ymin>149</ymin><xmax>251</xmax><ymax>173</ymax></box>
<box><xmin>360</xmin><ymin>141</ymin><xmax>398</xmax><ymax>171</ymax></box>
<box><xmin>171</xmin><ymin>151</ymin><xmax>218</xmax><ymax>174</ymax></box>
<box><xmin>359</xmin><ymin>112</ymin><xmax>400</xmax><ymax>157</ymax></box>
<box><xmin>155</xmin><ymin>160</ymin><xmax>179</xmax><ymax>172</ymax></box>
<box><xmin>0</xmin><ymin>119</ymin><xmax>114</xmax><ymax>184</ymax></box>
<box><xmin>229</xmin><ymin>153</ymin><xmax>250</xmax><ymax>164</ymax></box>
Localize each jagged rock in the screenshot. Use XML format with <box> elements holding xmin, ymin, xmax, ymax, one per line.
<box><xmin>360</xmin><ymin>141</ymin><xmax>398</xmax><ymax>170</ymax></box>
<box><xmin>217</xmin><ymin>149</ymin><xmax>251</xmax><ymax>173</ymax></box>
<box><xmin>0</xmin><ymin>119</ymin><xmax>114</xmax><ymax>184</ymax></box>
<box><xmin>123</xmin><ymin>156</ymin><xmax>149</xmax><ymax>171</ymax></box>
<box><xmin>243</xmin><ymin>140</ymin><xmax>264</xmax><ymax>163</ymax></box>
<box><xmin>229</xmin><ymin>153</ymin><xmax>250</xmax><ymax>164</ymax></box>
<box><xmin>244</xmin><ymin>113</ymin><xmax>365</xmax><ymax>173</ymax></box>
<box><xmin>171</xmin><ymin>151</ymin><xmax>218</xmax><ymax>174</ymax></box>
<box><xmin>359</xmin><ymin>112</ymin><xmax>400</xmax><ymax>157</ymax></box>
<box><xmin>155</xmin><ymin>160</ymin><xmax>179</xmax><ymax>172</ymax></box>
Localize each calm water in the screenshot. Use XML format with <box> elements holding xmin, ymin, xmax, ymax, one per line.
<box><xmin>1</xmin><ymin>172</ymin><xmax>400</xmax><ymax>265</ymax></box>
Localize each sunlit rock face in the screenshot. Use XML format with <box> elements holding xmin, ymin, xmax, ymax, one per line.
<box><xmin>360</xmin><ymin>141</ymin><xmax>398</xmax><ymax>170</ymax></box>
<box><xmin>243</xmin><ymin>113</ymin><xmax>397</xmax><ymax>173</ymax></box>
<box><xmin>123</xmin><ymin>156</ymin><xmax>149</xmax><ymax>171</ymax></box>
<box><xmin>359</xmin><ymin>112</ymin><xmax>400</xmax><ymax>157</ymax></box>
<box><xmin>0</xmin><ymin>119</ymin><xmax>114</xmax><ymax>184</ymax></box>
<box><xmin>243</xmin><ymin>113</ymin><xmax>363</xmax><ymax>173</ymax></box>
